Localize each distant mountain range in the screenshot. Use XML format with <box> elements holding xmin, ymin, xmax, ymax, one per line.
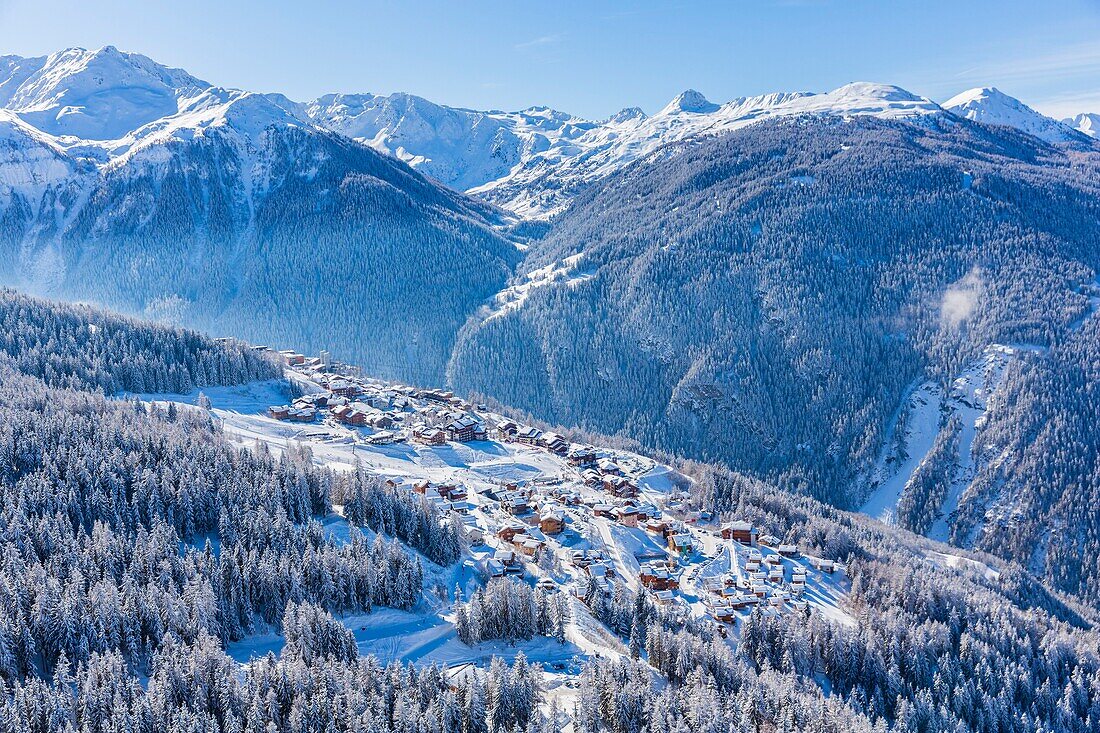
<box><xmin>1</xmin><ymin>47</ymin><xmax>1095</xmax><ymax>219</ymax></box>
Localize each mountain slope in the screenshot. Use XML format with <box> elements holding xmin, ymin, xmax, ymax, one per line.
<box><xmin>448</xmin><ymin>114</ymin><xmax>1100</xmax><ymax>602</ymax></box>
<box><xmin>0</xmin><ymin>48</ymin><xmax>522</xmax><ymax>385</ymax></box>
<box><xmin>943</xmin><ymin>87</ymin><xmax>1087</xmax><ymax>144</ymax></box>
<box><xmin>1064</xmin><ymin>112</ymin><xmax>1100</xmax><ymax>138</ymax></box>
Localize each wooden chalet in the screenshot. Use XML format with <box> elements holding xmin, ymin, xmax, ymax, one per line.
<box><xmin>444</xmin><ymin>414</ymin><xmax>483</xmax><ymax>443</ymax></box>
<box><xmin>566</xmin><ymin>445</ymin><xmax>598</xmax><ymax>467</ymax></box>
<box><xmin>328</xmin><ymin>378</ymin><xmax>359</xmax><ymax>397</ymax></box>
<box><xmin>539</xmin><ymin>512</ymin><xmax>565</xmax><ymax>535</ymax></box>
<box><xmin>721</xmin><ymin>520</ymin><xmax>758</xmax><ymax>545</ymax></box>
<box><xmin>412</xmin><ymin>426</ymin><xmax>447</xmax><ymax>446</ymax></box>
<box><xmin>496</xmin><ymin>523</ymin><xmax>527</xmax><ymax>543</ymax></box>
<box><xmin>603</xmin><ymin>475</ymin><xmax>638</xmax><ymax>498</ymax></box>
<box><xmin>639</xmin><ymin>563</ymin><xmax>678</xmax><ymax>591</ymax></box>
<box><xmin>667</xmin><ymin>533</ymin><xmax>694</xmax><ymax>554</ymax></box>
<box><xmin>516</xmin><ymin>426</ymin><xmax>543</xmax><ymax>445</ymax></box>
<box><xmin>495</xmin><ymin>420</ymin><xmax>519</xmax><ymax>441</ymax></box>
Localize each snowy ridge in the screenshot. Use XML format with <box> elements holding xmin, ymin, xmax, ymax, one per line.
<box><xmin>1064</xmin><ymin>112</ymin><xmax>1100</xmax><ymax>138</ymax></box>
<box><xmin>2</xmin><ymin>46</ymin><xmax>1093</xmax><ymax>220</ymax></box>
<box><xmin>468</xmin><ymin>82</ymin><xmax>942</xmax><ymax>217</ymax></box>
<box><xmin>943</xmin><ymin>87</ymin><xmax>1087</xmax><ymax>144</ymax></box>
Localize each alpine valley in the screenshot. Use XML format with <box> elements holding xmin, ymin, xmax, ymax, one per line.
<box><xmin>1</xmin><ymin>45</ymin><xmax>1100</xmax><ymax>733</ymax></box>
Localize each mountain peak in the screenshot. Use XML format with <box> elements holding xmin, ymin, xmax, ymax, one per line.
<box><xmin>943</xmin><ymin>86</ymin><xmax>1083</xmax><ymax>143</ymax></box>
<box><xmin>660</xmin><ymin>89</ymin><xmax>719</xmax><ymax>115</ymax></box>
<box><xmin>608</xmin><ymin>106</ymin><xmax>647</xmax><ymax>123</ymax></box>
<box><xmin>1063</xmin><ymin>112</ymin><xmax>1099</xmax><ymax>138</ymax></box>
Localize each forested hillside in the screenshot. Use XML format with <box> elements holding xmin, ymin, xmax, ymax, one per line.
<box><xmin>0</xmin><ymin>288</ymin><xmax>280</xmax><ymax>391</ymax></box>
<box><xmin>449</xmin><ymin>115</ymin><xmax>1100</xmax><ymax>601</ymax></box>
<box><xmin>1</xmin><ymin>293</ymin><xmax>1098</xmax><ymax>733</ymax></box>
<box><xmin>1</xmin><ymin>108</ymin><xmax>520</xmax><ymax>386</ymax></box>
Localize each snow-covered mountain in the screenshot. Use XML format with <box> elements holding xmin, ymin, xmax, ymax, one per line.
<box><xmin>0</xmin><ymin>46</ymin><xmax>521</xmax><ymax>385</ymax></box>
<box><xmin>1064</xmin><ymin>111</ymin><xmax>1100</xmax><ymax>138</ymax></box>
<box><xmin>3</xmin><ymin>47</ymin><xmax>1092</xmax><ymax>221</ymax></box>
<box><xmin>304</xmin><ymin>82</ymin><xmax>943</xmax><ymax>217</ymax></box>
<box><xmin>942</xmin><ymin>87</ymin><xmax>1087</xmax><ymax>144</ymax></box>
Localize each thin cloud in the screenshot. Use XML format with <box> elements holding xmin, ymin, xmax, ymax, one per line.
<box><xmin>953</xmin><ymin>42</ymin><xmax>1100</xmax><ymax>86</ymax></box>
<box><xmin>1030</xmin><ymin>89</ymin><xmax>1100</xmax><ymax>119</ymax></box>
<box><xmin>514</xmin><ymin>34</ymin><xmax>562</xmax><ymax>50</ymax></box>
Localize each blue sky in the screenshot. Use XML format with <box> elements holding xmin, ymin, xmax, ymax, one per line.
<box><xmin>1</xmin><ymin>0</ymin><xmax>1098</xmax><ymax>119</ymax></box>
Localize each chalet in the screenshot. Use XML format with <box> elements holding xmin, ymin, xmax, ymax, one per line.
<box><xmin>570</xmin><ymin>550</ymin><xmax>600</xmax><ymax>568</ymax></box>
<box><xmin>268</xmin><ymin>405</ymin><xmax>290</xmax><ymax>420</ymax></box>
<box><xmin>639</xmin><ymin>563</ymin><xmax>678</xmax><ymax>591</ymax></box>
<box><xmin>296</xmin><ymin>393</ymin><xmax>329</xmax><ymax>407</ymax></box>
<box><xmin>536</xmin><ymin>578</ymin><xmax>558</xmax><ymax>592</ymax></box>
<box><xmin>328</xmin><ymin>378</ymin><xmax>359</xmax><ymax>397</ymax></box>
<box><xmin>581</xmin><ymin>469</ymin><xmax>602</xmax><ymax>487</ymax></box>
<box><xmin>497</xmin><ymin>523</ymin><xmax>527</xmax><ymax>543</ymax></box>
<box><xmin>552</xmin><ymin>487</ymin><xmax>581</xmax><ymax>505</ymax></box>
<box><xmin>730</xmin><ymin>594</ymin><xmax>760</xmax><ymax>610</ymax></box>
<box><xmin>539</xmin><ymin>432</ymin><xmax>569</xmax><ymax>454</ymax></box>
<box><xmin>367</xmin><ymin>413</ymin><xmax>394</xmax><ymax>429</ymax></box>
<box><xmin>462</xmin><ymin>519</ymin><xmax>484</xmax><ymax>545</ymax></box>
<box><xmin>653</xmin><ymin>589</ymin><xmax>675</xmax><ymax>606</ymax></box>
<box><xmin>419</xmin><ymin>389</ymin><xmax>455</xmax><ymax>404</ymax></box>
<box><xmin>768</xmin><ymin>567</ymin><xmax>784</xmax><ymax>583</ymax></box>
<box><xmin>444</xmin><ymin>414</ymin><xmax>482</xmax><ymax>443</ymax></box>
<box><xmin>288</xmin><ymin>406</ymin><xmax>316</xmax><ymax>422</ymax></box>
<box><xmin>333</xmin><ymin>405</ymin><xmax>368</xmax><ymax>425</ymax></box>
<box><xmin>603</xmin><ymin>475</ymin><xmax>638</xmax><ymax>498</ymax></box>
<box><xmin>596</xmin><ymin>458</ymin><xmax>621</xmax><ymax>475</ymax></box>
<box><xmin>516</xmin><ymin>426</ymin><xmax>543</xmax><ymax>445</ymax></box>
<box><xmin>586</xmin><ymin>562</ymin><xmax>613</xmax><ymax>579</ymax></box>
<box><xmin>644</xmin><ymin>518</ymin><xmax>670</xmax><ymax>536</ymax></box>
<box><xmin>759</xmin><ymin>534</ymin><xmax>781</xmax><ymax>547</ymax></box>
<box><xmin>494</xmin><ymin>549</ymin><xmax>523</xmax><ymax>574</ymax></box>
<box><xmin>593</xmin><ymin>503</ymin><xmax>616</xmax><ymax>519</ymax></box>
<box><xmin>435</xmin><ymin>484</ymin><xmax>466</xmax><ymax>501</ymax></box>
<box><xmin>495</xmin><ymin>420</ymin><xmax>519</xmax><ymax>441</ymax></box>
<box><xmin>413</xmin><ymin>426</ymin><xmax>447</xmax><ymax>446</ymax></box>
<box><xmin>721</xmin><ymin>520</ymin><xmax>758</xmax><ymax>546</ymax></box>
<box><xmin>539</xmin><ymin>512</ymin><xmax>565</xmax><ymax>535</ymax></box>
<box><xmin>668</xmin><ymin>533</ymin><xmax>694</xmax><ymax>554</ymax></box>
<box><xmin>810</xmin><ymin>557</ymin><xmax>836</xmax><ymax>573</ymax></box>
<box><xmin>515</xmin><ymin>537</ymin><xmax>543</xmax><ymax>557</ymax></box>
<box><xmin>566</xmin><ymin>445</ymin><xmax>598</xmax><ymax>467</ymax></box>
<box><xmin>615</xmin><ymin>505</ymin><xmax>640</xmax><ymax>528</ymax></box>
<box><xmin>367</xmin><ymin>430</ymin><xmax>396</xmax><ymax>445</ymax></box>
<box><xmin>708</xmin><ymin>603</ymin><xmax>737</xmax><ymax>623</ymax></box>
<box><xmin>501</xmin><ymin>493</ymin><xmax>530</xmax><ymax>516</ymax></box>
<box><xmin>777</xmin><ymin>544</ymin><xmax>799</xmax><ymax>558</ymax></box>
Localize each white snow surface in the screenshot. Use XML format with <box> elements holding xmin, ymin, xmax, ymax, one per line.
<box><xmin>943</xmin><ymin>87</ymin><xmax>1085</xmax><ymax>144</ymax></box>
<box><xmin>1064</xmin><ymin>112</ymin><xmax>1100</xmax><ymax>138</ymax></box>
<box><xmin>129</xmin><ymin>364</ymin><xmax>857</xmax><ymax>679</ymax></box>
<box><xmin>860</xmin><ymin>344</ymin><xmax>1039</xmax><ymax>542</ymax></box>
